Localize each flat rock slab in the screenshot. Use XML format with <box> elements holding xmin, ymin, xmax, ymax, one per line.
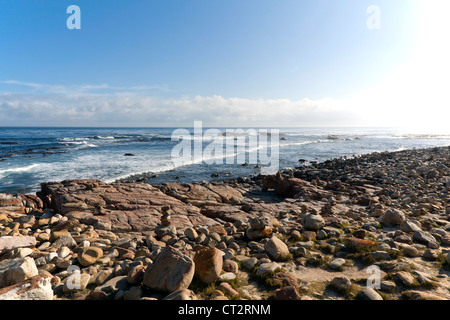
<box><xmin>0</xmin><ymin>236</ymin><xmax>36</xmax><ymax>252</ymax></box>
<box><xmin>39</xmin><ymin>180</ymin><xmax>223</xmax><ymax>234</ymax></box>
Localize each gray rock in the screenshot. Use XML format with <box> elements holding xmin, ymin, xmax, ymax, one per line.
<box><xmin>400</xmin><ymin>220</ymin><xmax>421</xmax><ymax>233</ymax></box>
<box><xmin>330</xmin><ymin>276</ymin><xmax>351</xmax><ymax>292</ymax></box>
<box><xmin>51</xmin><ymin>235</ymin><xmax>77</xmax><ymax>249</ymax></box>
<box><xmin>413</xmin><ymin>230</ymin><xmax>438</xmax><ymax>248</ymax></box>
<box><xmin>242</xmin><ymin>257</ymin><xmax>258</xmax><ymax>270</ymax></box>
<box><xmin>301</xmin><ymin>213</ymin><xmax>325</xmax><ymax>231</ymax></box>
<box><xmin>393</xmin><ymin>271</ymin><xmax>416</xmax><ymax>287</ymax></box>
<box><xmin>249</xmin><ymin>216</ymin><xmax>272</xmax><ymax>230</ymax></box>
<box><xmin>423</xmin><ymin>249</ymin><xmax>438</xmax><ymax>261</ymax></box>
<box><xmin>381</xmin><ymin>208</ymin><xmax>405</xmax><ymax>226</ymax></box>
<box><xmin>402</xmin><ymin>245</ymin><xmax>420</xmax><ymax>257</ymax></box>
<box><xmin>358</xmin><ymin>287</ymin><xmax>383</xmax><ymax>300</ymax></box>
<box><xmin>256</xmin><ymin>262</ymin><xmax>281</xmax><ymax>277</ymax></box>
<box><xmin>370</xmin><ymin>251</ymin><xmax>391</xmax><ymax>261</ymax></box>
<box><xmin>218</xmin><ymin>272</ymin><xmax>236</xmax><ymax>281</ymax></box>
<box><xmin>184</xmin><ymin>227</ymin><xmax>198</xmax><ymax>241</ymax></box>
<box><xmin>380</xmin><ymin>280</ymin><xmax>396</xmax><ymax>292</ymax></box>
<box><xmin>0</xmin><ymin>257</ymin><xmax>38</xmax><ymax>288</ymax></box>
<box><xmin>329</xmin><ymin>258</ymin><xmax>346</xmax><ymax>270</ymax></box>
<box><xmin>123</xmin><ymin>286</ymin><xmax>143</xmax><ymax>300</ymax></box>
<box><xmin>316</xmin><ymin>230</ymin><xmax>328</xmax><ymax>240</ymax></box>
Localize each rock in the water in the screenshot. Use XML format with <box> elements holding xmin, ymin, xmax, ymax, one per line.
<box><xmin>0</xmin><ymin>275</ymin><xmax>53</xmax><ymax>300</ymax></box>
<box><xmin>193</xmin><ymin>247</ymin><xmax>224</xmax><ymax>283</ymax></box>
<box><xmin>0</xmin><ymin>257</ymin><xmax>38</xmax><ymax>288</ymax></box>
<box><xmin>264</xmin><ymin>237</ymin><xmax>290</xmax><ymax>261</ymax></box>
<box><xmin>143</xmin><ymin>246</ymin><xmax>194</xmax><ymax>293</ymax></box>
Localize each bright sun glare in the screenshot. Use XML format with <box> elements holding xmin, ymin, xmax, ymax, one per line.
<box><xmin>351</xmin><ymin>0</ymin><xmax>450</xmax><ymax>132</ymax></box>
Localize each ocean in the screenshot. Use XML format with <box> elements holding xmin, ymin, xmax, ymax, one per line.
<box><xmin>1</xmin><ymin>126</ymin><xmax>450</xmax><ymax>195</ymax></box>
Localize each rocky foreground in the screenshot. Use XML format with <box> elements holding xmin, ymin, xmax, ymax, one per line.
<box><xmin>0</xmin><ymin>146</ymin><xmax>449</xmax><ymax>300</ymax></box>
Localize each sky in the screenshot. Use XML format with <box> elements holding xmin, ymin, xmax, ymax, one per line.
<box><xmin>0</xmin><ymin>0</ymin><xmax>449</xmax><ymax>129</ymax></box>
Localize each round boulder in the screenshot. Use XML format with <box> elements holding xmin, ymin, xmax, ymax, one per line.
<box><xmin>77</xmin><ymin>246</ymin><xmax>103</xmax><ymax>267</ymax></box>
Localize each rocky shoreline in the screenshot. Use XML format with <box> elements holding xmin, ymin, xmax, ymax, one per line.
<box><xmin>0</xmin><ymin>146</ymin><xmax>449</xmax><ymax>300</ymax></box>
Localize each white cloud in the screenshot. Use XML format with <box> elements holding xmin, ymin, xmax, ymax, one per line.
<box><xmin>0</xmin><ymin>89</ymin><xmax>359</xmax><ymax>127</ymax></box>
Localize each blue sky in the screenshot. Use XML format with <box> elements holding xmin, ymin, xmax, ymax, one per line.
<box><xmin>0</xmin><ymin>0</ymin><xmax>448</xmax><ymax>128</ymax></box>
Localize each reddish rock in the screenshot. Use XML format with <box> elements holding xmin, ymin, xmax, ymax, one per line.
<box><xmin>193</xmin><ymin>247</ymin><xmax>224</xmax><ymax>283</ymax></box>
<box><xmin>275</xmin><ymin>286</ymin><xmax>300</xmax><ymax>300</ymax></box>
<box><xmin>218</xmin><ymin>282</ymin><xmax>239</xmax><ymax>297</ymax></box>
<box><xmin>344</xmin><ymin>237</ymin><xmax>378</xmax><ymax>251</ymax></box>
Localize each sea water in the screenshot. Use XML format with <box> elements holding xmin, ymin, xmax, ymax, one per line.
<box><xmin>1</xmin><ymin>126</ymin><xmax>449</xmax><ymax>194</ymax></box>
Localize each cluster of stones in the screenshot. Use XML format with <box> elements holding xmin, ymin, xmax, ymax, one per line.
<box><xmin>0</xmin><ymin>146</ymin><xmax>449</xmax><ymax>300</ymax></box>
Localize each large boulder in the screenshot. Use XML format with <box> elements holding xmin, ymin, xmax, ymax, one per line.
<box><xmin>0</xmin><ymin>257</ymin><xmax>39</xmax><ymax>288</ymax></box>
<box><xmin>381</xmin><ymin>208</ymin><xmax>405</xmax><ymax>226</ymax></box>
<box><xmin>143</xmin><ymin>246</ymin><xmax>194</xmax><ymax>293</ymax></box>
<box><xmin>193</xmin><ymin>247</ymin><xmax>223</xmax><ymax>283</ymax></box>
<box><xmin>264</xmin><ymin>237</ymin><xmax>290</xmax><ymax>261</ymax></box>
<box><xmin>413</xmin><ymin>230</ymin><xmax>438</xmax><ymax>248</ymax></box>
<box><xmin>301</xmin><ymin>213</ymin><xmax>325</xmax><ymax>231</ymax></box>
